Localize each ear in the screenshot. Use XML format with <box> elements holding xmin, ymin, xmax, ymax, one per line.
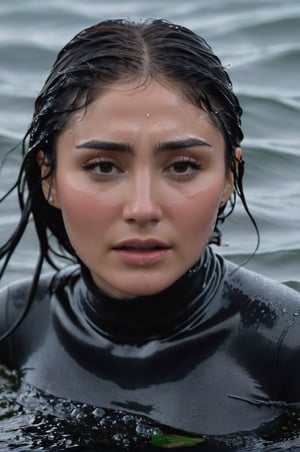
<box><xmin>220</xmin><ymin>147</ymin><xmax>243</xmax><ymax>207</ymax></box>
<box><xmin>235</xmin><ymin>147</ymin><xmax>243</xmax><ymax>164</ymax></box>
<box><xmin>37</xmin><ymin>151</ymin><xmax>61</xmax><ymax>208</ymax></box>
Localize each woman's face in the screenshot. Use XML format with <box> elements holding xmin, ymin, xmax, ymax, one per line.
<box><xmin>48</xmin><ymin>80</ymin><xmax>233</xmax><ymax>298</ymax></box>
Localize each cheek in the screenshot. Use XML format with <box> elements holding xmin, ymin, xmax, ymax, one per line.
<box><xmin>175</xmin><ymin>185</ymin><xmax>223</xmax><ymax>228</ymax></box>
<box><xmin>55</xmin><ymin>180</ymin><xmax>114</xmax><ymax>243</ymax></box>
<box><xmin>171</xmin><ymin>186</ymin><xmax>224</xmax><ymax>251</ymax></box>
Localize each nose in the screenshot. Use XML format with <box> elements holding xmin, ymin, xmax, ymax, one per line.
<box><xmin>122</xmin><ymin>170</ymin><xmax>163</xmax><ymax>225</ymax></box>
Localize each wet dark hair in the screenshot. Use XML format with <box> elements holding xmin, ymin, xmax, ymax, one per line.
<box><xmin>0</xmin><ymin>18</ymin><xmax>257</xmax><ymax>339</ymax></box>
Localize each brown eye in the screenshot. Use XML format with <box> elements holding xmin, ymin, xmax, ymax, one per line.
<box><xmin>97</xmin><ymin>162</ymin><xmax>115</xmax><ymax>173</ymax></box>
<box><xmin>84</xmin><ymin>159</ymin><xmax>121</xmax><ymax>175</ymax></box>
<box><xmin>167</xmin><ymin>157</ymin><xmax>201</xmax><ymax>176</ymax></box>
<box><xmin>172</xmin><ymin>161</ymin><xmax>191</xmax><ymax>173</ymax></box>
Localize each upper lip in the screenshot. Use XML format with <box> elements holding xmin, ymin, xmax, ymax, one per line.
<box><xmin>113</xmin><ymin>238</ymin><xmax>170</xmax><ymax>250</ymax></box>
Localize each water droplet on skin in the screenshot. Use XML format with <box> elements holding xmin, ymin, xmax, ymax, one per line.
<box><xmin>293</xmin><ymin>312</ymin><xmax>299</xmax><ymax>317</ymax></box>
<box><xmin>282</xmin><ymin>308</ymin><xmax>287</xmax><ymax>314</ymax></box>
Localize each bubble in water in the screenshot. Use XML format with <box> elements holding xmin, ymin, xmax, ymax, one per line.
<box><xmin>135</xmin><ymin>422</ymin><xmax>161</xmax><ymax>437</ymax></box>
<box><xmin>70</xmin><ymin>407</ymin><xmax>88</xmax><ymax>420</ymax></box>
<box><xmin>122</xmin><ymin>414</ymin><xmax>135</xmax><ymax>424</ymax></box>
<box><xmin>113</xmin><ymin>432</ymin><xmax>122</xmax><ymax>440</ymax></box>
<box><xmin>92</xmin><ymin>407</ymin><xmax>105</xmax><ymax>418</ymax></box>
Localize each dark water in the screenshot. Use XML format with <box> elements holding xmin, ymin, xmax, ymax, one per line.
<box><xmin>0</xmin><ymin>0</ymin><xmax>300</xmax><ymax>450</ymax></box>
<box><xmin>1</xmin><ymin>364</ymin><xmax>300</xmax><ymax>452</ymax></box>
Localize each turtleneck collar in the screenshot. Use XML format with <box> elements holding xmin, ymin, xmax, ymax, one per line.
<box><xmin>77</xmin><ymin>247</ymin><xmax>225</xmax><ymax>342</ymax></box>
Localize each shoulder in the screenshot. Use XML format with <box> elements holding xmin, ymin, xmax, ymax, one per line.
<box><xmin>0</xmin><ymin>265</ymin><xmax>81</xmax><ymax>338</ymax></box>
<box><xmin>223</xmin><ymin>258</ymin><xmax>300</xmax><ymax>308</ymax></box>
<box><xmin>0</xmin><ymin>265</ymin><xmax>81</xmax><ymax>367</ymax></box>
<box><xmin>220</xmin><ymin>257</ymin><xmax>300</xmax><ymax>349</ymax></box>
<box><xmin>1</xmin><ymin>263</ymin><xmax>80</xmax><ymax>301</ymax></box>
<box><xmin>220</xmin><ymin>258</ymin><xmax>300</xmax><ymax>401</ymax></box>
<box><xmin>0</xmin><ymin>271</ymin><xmax>53</xmax><ymax>310</ymax></box>
<box><xmin>0</xmin><ymin>272</ymin><xmax>52</xmax><ymax>340</ymax></box>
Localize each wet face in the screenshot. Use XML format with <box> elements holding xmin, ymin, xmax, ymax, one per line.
<box><xmin>46</xmin><ymin>80</ymin><xmax>233</xmax><ymax>298</ymax></box>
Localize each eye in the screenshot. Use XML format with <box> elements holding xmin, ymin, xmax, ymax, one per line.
<box><xmin>83</xmin><ymin>159</ymin><xmax>121</xmax><ymax>175</ymax></box>
<box><xmin>167</xmin><ymin>157</ymin><xmax>202</xmax><ymax>176</ymax></box>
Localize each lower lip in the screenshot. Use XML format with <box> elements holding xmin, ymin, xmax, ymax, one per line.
<box><xmin>114</xmin><ymin>248</ymin><xmax>169</xmax><ymax>266</ymax></box>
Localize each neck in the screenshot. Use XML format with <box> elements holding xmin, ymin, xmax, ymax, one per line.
<box><xmin>78</xmin><ymin>247</ymin><xmax>225</xmax><ymax>342</ymax></box>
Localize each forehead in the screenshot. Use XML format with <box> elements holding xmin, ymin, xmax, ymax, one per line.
<box><xmin>64</xmin><ymin>80</ymin><xmax>225</xmax><ymax>149</ymax></box>
<box><xmin>75</xmin><ymin>79</ymin><xmax>193</xmax><ymax>115</ymax></box>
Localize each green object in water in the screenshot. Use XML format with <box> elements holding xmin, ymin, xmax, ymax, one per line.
<box><xmin>151</xmin><ymin>434</ymin><xmax>205</xmax><ymax>448</ymax></box>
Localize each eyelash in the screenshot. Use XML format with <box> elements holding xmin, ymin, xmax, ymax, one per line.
<box><xmin>83</xmin><ymin>156</ymin><xmax>202</xmax><ymax>178</ymax></box>
<box><xmin>166</xmin><ymin>157</ymin><xmax>202</xmax><ymax>177</ymax></box>
<box><xmin>83</xmin><ymin>159</ymin><xmax>122</xmax><ymax>175</ymax></box>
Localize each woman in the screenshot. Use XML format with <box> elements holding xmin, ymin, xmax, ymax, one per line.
<box><xmin>1</xmin><ymin>19</ymin><xmax>300</xmax><ymax>449</ymax></box>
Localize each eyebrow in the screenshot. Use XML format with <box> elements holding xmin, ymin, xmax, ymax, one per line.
<box><xmin>75</xmin><ymin>138</ymin><xmax>212</xmax><ymax>154</ymax></box>
<box><xmin>156</xmin><ymin>138</ymin><xmax>212</xmax><ymax>153</ymax></box>
<box><xmin>76</xmin><ymin>140</ymin><xmax>132</xmax><ymax>153</ymax></box>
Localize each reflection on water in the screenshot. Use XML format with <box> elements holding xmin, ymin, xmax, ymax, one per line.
<box><xmin>1</xmin><ymin>366</ymin><xmax>300</xmax><ymax>451</ymax></box>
